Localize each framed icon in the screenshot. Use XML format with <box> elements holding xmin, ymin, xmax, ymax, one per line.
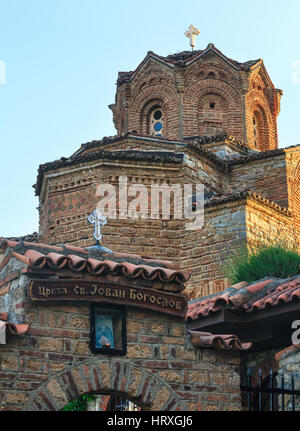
<box><xmin>90</xmin><ymin>304</ymin><xmax>126</xmax><ymax>355</ymax></box>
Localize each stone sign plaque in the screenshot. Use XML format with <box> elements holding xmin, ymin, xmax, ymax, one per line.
<box><xmin>29</xmin><ymin>279</ymin><xmax>187</xmax><ymax>318</ymax></box>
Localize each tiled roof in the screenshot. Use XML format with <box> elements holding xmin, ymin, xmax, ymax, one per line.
<box><xmin>204</xmin><ymin>191</ymin><xmax>292</xmax><ymax>216</ymax></box>
<box><xmin>226</xmin><ymin>144</ymin><xmax>300</xmax><ymax>166</ymax></box>
<box><xmin>158</xmin><ymin>46</ymin><xmax>260</xmax><ymax>70</ymax></box>
<box><xmin>0</xmin><ymin>312</ymin><xmax>29</xmax><ymax>336</ymax></box>
<box><xmin>35</xmin><ymin>132</ymin><xmax>297</xmax><ymax>197</ymax></box>
<box><xmin>34</xmin><ymin>149</ymin><xmax>184</xmax><ymax>196</ymax></box>
<box><xmin>186</xmin><ymin>141</ymin><xmax>228</xmax><ymax>170</ymax></box>
<box><xmin>7</xmin><ymin>232</ymin><xmax>40</xmax><ymax>243</ymax></box>
<box><xmin>0</xmin><ymin>239</ymin><xmax>190</xmax><ymax>289</ymax></box>
<box><xmin>187</xmin><ymin>140</ymin><xmax>290</xmax><ymax>171</ymax></box>
<box><xmin>187</xmin><ymin>276</ymin><xmax>300</xmax><ymax>322</ymax></box>
<box><xmin>227</xmin><ymin>148</ymin><xmax>285</xmax><ymax>167</ymax></box>
<box><xmin>184</xmin><ymin>133</ymin><xmax>251</xmax><ymax>152</ymax></box>
<box><xmin>188</xmin><ymin>330</ymin><xmax>252</xmax><ymax>351</ymax></box>
<box><xmin>117</xmin><ymin>44</ymin><xmax>261</xmax><ymax>84</ymax></box>
<box><xmin>73</xmin><ymin>132</ymin><xmax>183</xmax><ymax>157</ymax></box>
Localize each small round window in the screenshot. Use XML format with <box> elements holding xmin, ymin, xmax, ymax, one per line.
<box><xmin>150</xmin><ymin>108</ymin><xmax>164</xmax><ymax>137</ymax></box>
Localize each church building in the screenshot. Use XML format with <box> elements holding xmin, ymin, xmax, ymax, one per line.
<box><xmin>0</xmin><ymin>31</ymin><xmax>300</xmax><ymax>411</ymax></box>
<box><xmin>34</xmin><ymin>39</ymin><xmax>299</xmax><ymax>299</ymax></box>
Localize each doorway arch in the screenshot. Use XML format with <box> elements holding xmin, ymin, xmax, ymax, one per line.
<box><xmin>23</xmin><ymin>358</ymin><xmax>186</xmax><ymax>411</ymax></box>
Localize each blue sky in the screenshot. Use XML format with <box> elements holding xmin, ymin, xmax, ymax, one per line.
<box><xmin>0</xmin><ymin>0</ymin><xmax>299</xmax><ymax>237</ymax></box>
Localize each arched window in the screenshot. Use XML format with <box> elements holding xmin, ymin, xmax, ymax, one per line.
<box><xmin>149</xmin><ymin>107</ymin><xmax>164</xmax><ymax>137</ymax></box>
<box><xmin>253</xmin><ymin>111</ymin><xmax>264</xmax><ymax>149</ymax></box>
<box><xmin>253</xmin><ymin>115</ymin><xmax>259</xmax><ymax>148</ymax></box>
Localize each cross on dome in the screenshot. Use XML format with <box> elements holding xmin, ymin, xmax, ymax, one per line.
<box><xmin>184</xmin><ymin>25</ymin><xmax>200</xmax><ymax>51</ymax></box>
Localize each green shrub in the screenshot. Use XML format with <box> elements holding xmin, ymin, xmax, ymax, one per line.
<box><xmin>62</xmin><ymin>393</ymin><xmax>95</xmax><ymax>411</ymax></box>
<box><xmin>224</xmin><ymin>242</ymin><xmax>300</xmax><ymax>284</ymax></box>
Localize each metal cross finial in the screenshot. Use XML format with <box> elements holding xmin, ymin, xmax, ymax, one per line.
<box><xmin>184</xmin><ymin>25</ymin><xmax>200</xmax><ymax>51</ymax></box>
<box><xmin>87</xmin><ymin>209</ymin><xmax>107</xmax><ymax>245</ymax></box>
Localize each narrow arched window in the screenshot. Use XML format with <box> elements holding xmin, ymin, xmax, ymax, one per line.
<box><xmin>150</xmin><ymin>108</ymin><xmax>164</xmax><ymax>137</ymax></box>
<box><xmin>253</xmin><ymin>115</ymin><xmax>260</xmax><ymax>148</ymax></box>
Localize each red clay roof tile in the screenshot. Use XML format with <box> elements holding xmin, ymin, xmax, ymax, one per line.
<box><xmin>0</xmin><ymin>313</ymin><xmax>29</xmax><ymax>336</ymax></box>
<box><xmin>187</xmin><ymin>276</ymin><xmax>300</xmax><ymax>321</ymax></box>
<box><xmin>188</xmin><ymin>330</ymin><xmax>252</xmax><ymax>351</ymax></box>
<box><xmin>0</xmin><ymin>238</ymin><xmax>190</xmax><ymax>289</ymax></box>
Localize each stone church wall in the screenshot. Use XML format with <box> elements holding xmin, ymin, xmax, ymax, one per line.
<box><xmin>229</xmin><ymin>154</ymin><xmax>289</xmax><ymax>208</ymax></box>
<box><xmin>0</xmin><ymin>264</ymin><xmax>242</xmax><ymax>411</ymax></box>
<box><xmin>180</xmin><ymin>200</ymin><xmax>247</xmax><ymax>298</ymax></box>
<box><xmin>246</xmin><ymin>199</ymin><xmax>296</xmax><ymax>249</ymax></box>
<box><xmin>38</xmin><ymin>154</ymin><xmax>224</xmax><ymax>261</ymax></box>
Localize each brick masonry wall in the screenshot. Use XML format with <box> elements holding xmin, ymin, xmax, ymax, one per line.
<box><xmin>246</xmin><ymin>199</ymin><xmax>296</xmax><ymax>249</ymax></box>
<box><xmin>180</xmin><ymin>200</ymin><xmax>247</xmax><ymax>298</ymax></box>
<box><xmin>0</xmin><ymin>267</ymin><xmax>242</xmax><ymax>411</ymax></box>
<box><xmin>180</xmin><ymin>195</ymin><xmax>297</xmax><ymax>299</ymax></box>
<box><xmin>38</xmin><ymin>147</ymin><xmax>299</xmax><ymax>299</ymax></box>
<box><xmin>111</xmin><ymin>52</ymin><xmax>279</xmax><ymax>151</ymax></box>
<box><xmin>245</xmin><ymin>86</ymin><xmax>278</xmax><ymax>151</ymax></box>
<box><xmin>285</xmin><ymin>149</ymin><xmax>300</xmax><ymax>249</ymax></box>
<box><xmin>229</xmin><ymin>154</ymin><xmax>289</xmax><ymax>208</ymax></box>
<box><xmin>39</xmin><ymin>153</ymin><xmax>224</xmax><ymax>263</ymax></box>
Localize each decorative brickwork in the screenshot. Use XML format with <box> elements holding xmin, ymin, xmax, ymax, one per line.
<box><xmin>34</xmin><ymin>137</ymin><xmax>299</xmax><ymax>299</ymax></box>
<box><xmin>31</xmin><ymin>45</ymin><xmax>299</xmax><ymax>298</ymax></box>
<box><xmin>0</xmin><ymin>243</ymin><xmax>244</xmax><ymax>411</ymax></box>
<box><xmin>110</xmin><ymin>45</ymin><xmax>281</xmax><ymax>150</ymax></box>
<box><xmin>0</xmin><ymin>290</ymin><xmax>242</xmax><ymax>411</ymax></box>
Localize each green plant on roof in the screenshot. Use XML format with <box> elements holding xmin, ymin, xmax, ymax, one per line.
<box><xmin>223</xmin><ymin>240</ymin><xmax>300</xmax><ymax>284</ymax></box>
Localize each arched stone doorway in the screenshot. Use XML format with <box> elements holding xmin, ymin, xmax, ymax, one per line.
<box><xmin>23</xmin><ymin>358</ymin><xmax>186</xmax><ymax>411</ymax></box>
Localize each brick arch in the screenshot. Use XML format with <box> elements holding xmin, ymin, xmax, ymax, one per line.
<box><xmin>252</xmin><ymin>104</ymin><xmax>268</xmax><ymax>151</ymax></box>
<box><xmin>246</xmin><ymin>90</ymin><xmax>276</xmax><ymax>151</ymax></box>
<box><xmin>183</xmin><ymin>80</ymin><xmax>242</xmax><ymax>139</ymax></box>
<box><xmin>128</xmin><ymin>84</ymin><xmax>179</xmax><ymax>140</ymax></box>
<box><xmin>133</xmin><ymin>69</ymin><xmax>174</xmax><ymax>93</ymax></box>
<box><xmin>23</xmin><ymin>358</ymin><xmax>186</xmax><ymax>411</ymax></box>
<box><xmin>140</xmin><ymin>98</ymin><xmax>167</xmax><ymax>136</ymax></box>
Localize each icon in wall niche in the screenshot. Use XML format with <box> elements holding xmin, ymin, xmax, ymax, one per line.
<box><xmin>90</xmin><ymin>304</ymin><xmax>126</xmax><ymax>356</ymax></box>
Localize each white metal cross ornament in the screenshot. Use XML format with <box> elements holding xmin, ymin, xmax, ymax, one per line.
<box><xmin>87</xmin><ymin>209</ymin><xmax>107</xmax><ymax>244</ymax></box>
<box><xmin>184</xmin><ymin>25</ymin><xmax>200</xmax><ymax>51</ymax></box>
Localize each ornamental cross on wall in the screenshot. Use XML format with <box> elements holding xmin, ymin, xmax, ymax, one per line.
<box><xmin>87</xmin><ymin>209</ymin><xmax>107</xmax><ymax>244</ymax></box>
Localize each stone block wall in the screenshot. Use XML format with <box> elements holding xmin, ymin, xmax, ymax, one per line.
<box><xmin>180</xmin><ymin>200</ymin><xmax>247</xmax><ymax>298</ymax></box>
<box><xmin>275</xmin><ymin>346</ymin><xmax>300</xmax><ymax>411</ymax></box>
<box><xmin>246</xmin><ymin>199</ymin><xmax>296</xmax><ymax>249</ymax></box>
<box><xmin>0</xmin><ymin>275</ymin><xmax>242</xmax><ymax>411</ymax></box>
